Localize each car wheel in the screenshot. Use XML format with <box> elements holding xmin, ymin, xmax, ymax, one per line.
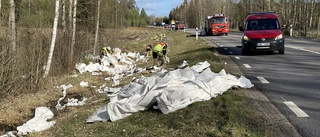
<box><xmin>279</xmin><ymin>48</ymin><xmax>285</xmax><ymax>54</ymax></box>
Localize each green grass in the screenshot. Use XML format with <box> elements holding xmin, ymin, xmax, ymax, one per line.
<box><xmin>29</xmin><ymin>28</ymin><xmax>267</xmax><ymax>137</ymax></box>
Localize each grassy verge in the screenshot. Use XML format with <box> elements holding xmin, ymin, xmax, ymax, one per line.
<box><xmin>1</xmin><ymin>27</ymin><xmax>267</xmax><ymax>136</ymax></box>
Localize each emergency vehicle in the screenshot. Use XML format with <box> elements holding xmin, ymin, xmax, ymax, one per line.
<box><xmin>238</xmin><ymin>12</ymin><xmax>285</xmax><ymax>55</ymax></box>
<box><xmin>204</xmin><ymin>14</ymin><xmax>229</xmax><ymax>35</ymax></box>
<box><xmin>175</xmin><ymin>21</ymin><xmax>185</xmax><ymax>30</ymax></box>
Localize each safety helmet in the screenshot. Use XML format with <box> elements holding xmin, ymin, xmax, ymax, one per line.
<box><xmin>153</xmin><ymin>35</ymin><xmax>158</xmax><ymax>40</ymax></box>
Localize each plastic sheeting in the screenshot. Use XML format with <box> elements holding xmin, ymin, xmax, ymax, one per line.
<box><xmin>86</xmin><ymin>61</ymin><xmax>254</xmax><ymax>122</ymax></box>
<box><xmin>16</xmin><ymin>107</ymin><xmax>56</xmax><ymax>135</ymax></box>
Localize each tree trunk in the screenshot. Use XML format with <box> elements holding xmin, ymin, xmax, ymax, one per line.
<box><xmin>0</xmin><ymin>0</ymin><xmax>2</xmax><ymax>24</ymax></box>
<box><xmin>69</xmin><ymin>0</ymin><xmax>77</xmax><ymax>69</ymax></box>
<box><xmin>43</xmin><ymin>0</ymin><xmax>60</xmax><ymax>78</ymax></box>
<box><xmin>62</xmin><ymin>0</ymin><xmax>66</xmax><ymax>35</ymax></box>
<box><xmin>309</xmin><ymin>0</ymin><xmax>315</xmax><ymax>29</ymax></box>
<box><xmin>93</xmin><ymin>0</ymin><xmax>101</xmax><ymax>56</ymax></box>
<box><xmin>69</xmin><ymin>0</ymin><xmax>73</xmax><ymax>30</ymax></box>
<box><xmin>9</xmin><ymin>0</ymin><xmax>16</xmax><ymax>53</ymax></box>
<box><xmin>317</xmin><ymin>16</ymin><xmax>320</xmax><ymax>38</ymax></box>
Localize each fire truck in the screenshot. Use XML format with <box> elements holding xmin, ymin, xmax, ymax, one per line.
<box><xmin>175</xmin><ymin>21</ymin><xmax>185</xmax><ymax>30</ymax></box>
<box><xmin>205</xmin><ymin>14</ymin><xmax>229</xmax><ymax>35</ymax></box>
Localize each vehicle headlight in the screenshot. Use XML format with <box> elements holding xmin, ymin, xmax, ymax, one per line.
<box><xmin>214</xmin><ymin>26</ymin><xmax>219</xmax><ymax>28</ymax></box>
<box><xmin>275</xmin><ymin>34</ymin><xmax>283</xmax><ymax>40</ymax></box>
<box><xmin>243</xmin><ymin>35</ymin><xmax>251</xmax><ymax>41</ymax></box>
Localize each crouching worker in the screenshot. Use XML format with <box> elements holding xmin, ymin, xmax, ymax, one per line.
<box><xmin>101</xmin><ymin>46</ymin><xmax>113</xmax><ymax>58</ymax></box>
<box><xmin>152</xmin><ymin>42</ymin><xmax>167</xmax><ymax>68</ymax></box>
<box><xmin>145</xmin><ymin>44</ymin><xmax>152</xmax><ymax>57</ymax></box>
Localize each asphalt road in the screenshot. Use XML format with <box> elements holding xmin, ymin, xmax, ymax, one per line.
<box><xmin>184</xmin><ymin>29</ymin><xmax>320</xmax><ymax>137</ymax></box>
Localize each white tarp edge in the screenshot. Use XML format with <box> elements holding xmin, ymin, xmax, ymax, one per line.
<box><xmin>86</xmin><ymin>61</ymin><xmax>254</xmax><ymax>122</ymax></box>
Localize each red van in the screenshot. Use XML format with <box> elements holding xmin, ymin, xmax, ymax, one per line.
<box><xmin>239</xmin><ymin>12</ymin><xmax>285</xmax><ymax>55</ymax></box>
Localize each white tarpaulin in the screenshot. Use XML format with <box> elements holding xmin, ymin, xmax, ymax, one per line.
<box><xmin>86</xmin><ymin>61</ymin><xmax>254</xmax><ymax>122</ymax></box>
<box><xmin>16</xmin><ymin>107</ymin><xmax>56</xmax><ymax>135</ymax></box>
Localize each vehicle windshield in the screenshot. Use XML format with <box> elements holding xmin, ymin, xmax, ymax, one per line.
<box><xmin>246</xmin><ymin>19</ymin><xmax>280</xmax><ymax>30</ymax></box>
<box><xmin>211</xmin><ymin>17</ymin><xmax>226</xmax><ymax>24</ymax></box>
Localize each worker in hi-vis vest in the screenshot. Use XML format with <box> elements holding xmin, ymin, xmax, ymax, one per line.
<box><xmin>152</xmin><ymin>41</ymin><xmax>167</xmax><ymax>67</ymax></box>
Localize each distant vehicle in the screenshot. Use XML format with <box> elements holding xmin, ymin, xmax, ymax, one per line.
<box><xmin>239</xmin><ymin>12</ymin><xmax>285</xmax><ymax>55</ymax></box>
<box><xmin>170</xmin><ymin>20</ymin><xmax>176</xmax><ymax>30</ymax></box>
<box><xmin>165</xmin><ymin>24</ymin><xmax>170</xmax><ymax>29</ymax></box>
<box><xmin>204</xmin><ymin>14</ymin><xmax>229</xmax><ymax>35</ymax></box>
<box><xmin>175</xmin><ymin>21</ymin><xmax>185</xmax><ymax>30</ymax></box>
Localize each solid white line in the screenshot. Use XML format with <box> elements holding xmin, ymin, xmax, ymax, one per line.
<box><xmin>257</xmin><ymin>76</ymin><xmax>269</xmax><ymax>83</ymax></box>
<box><xmin>243</xmin><ymin>64</ymin><xmax>251</xmax><ymax>68</ymax></box>
<box><xmin>235</xmin><ymin>56</ymin><xmax>240</xmax><ymax>59</ymax></box>
<box><xmin>284</xmin><ymin>101</ymin><xmax>309</xmax><ymax>117</ymax></box>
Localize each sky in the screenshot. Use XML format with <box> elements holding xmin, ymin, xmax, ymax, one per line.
<box><xmin>136</xmin><ymin>0</ymin><xmax>184</xmax><ymax>17</ymax></box>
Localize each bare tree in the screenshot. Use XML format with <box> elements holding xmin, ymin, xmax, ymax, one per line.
<box><xmin>69</xmin><ymin>0</ymin><xmax>73</xmax><ymax>30</ymax></box>
<box><xmin>69</xmin><ymin>0</ymin><xmax>77</xmax><ymax>68</ymax></box>
<box><xmin>317</xmin><ymin>16</ymin><xmax>320</xmax><ymax>38</ymax></box>
<box><xmin>43</xmin><ymin>0</ymin><xmax>60</xmax><ymax>78</ymax></box>
<box><xmin>93</xmin><ymin>0</ymin><xmax>101</xmax><ymax>56</ymax></box>
<box><xmin>0</xmin><ymin>0</ymin><xmax>2</xmax><ymax>24</ymax></box>
<box><xmin>62</xmin><ymin>0</ymin><xmax>66</xmax><ymax>35</ymax></box>
<box><xmin>9</xmin><ymin>0</ymin><xmax>16</xmax><ymax>54</ymax></box>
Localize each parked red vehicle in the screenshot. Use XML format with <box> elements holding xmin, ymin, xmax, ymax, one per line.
<box><xmin>205</xmin><ymin>14</ymin><xmax>229</xmax><ymax>35</ymax></box>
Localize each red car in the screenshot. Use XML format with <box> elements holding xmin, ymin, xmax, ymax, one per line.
<box><xmin>239</xmin><ymin>12</ymin><xmax>285</xmax><ymax>55</ymax></box>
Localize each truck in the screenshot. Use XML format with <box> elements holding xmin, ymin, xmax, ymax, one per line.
<box><xmin>170</xmin><ymin>20</ymin><xmax>176</xmax><ymax>30</ymax></box>
<box><xmin>204</xmin><ymin>14</ymin><xmax>229</xmax><ymax>35</ymax></box>
<box><xmin>175</xmin><ymin>21</ymin><xmax>185</xmax><ymax>30</ymax></box>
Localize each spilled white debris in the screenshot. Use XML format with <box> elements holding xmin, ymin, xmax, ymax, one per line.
<box><xmin>86</xmin><ymin>61</ymin><xmax>254</xmax><ymax>122</ymax></box>
<box><xmin>16</xmin><ymin>107</ymin><xmax>56</xmax><ymax>136</ymax></box>
<box><xmin>80</xmin><ymin>81</ymin><xmax>89</xmax><ymax>87</ymax></box>
<box><xmin>75</xmin><ymin>48</ymin><xmax>147</xmax><ymax>86</ymax></box>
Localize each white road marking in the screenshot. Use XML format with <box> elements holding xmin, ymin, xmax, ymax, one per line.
<box><xmin>224</xmin><ymin>48</ymin><xmax>228</xmax><ymax>50</ymax></box>
<box><xmin>235</xmin><ymin>56</ymin><xmax>240</xmax><ymax>59</ymax></box>
<box><xmin>229</xmin><ymin>51</ymin><xmax>233</xmax><ymax>54</ymax></box>
<box><xmin>284</xmin><ymin>101</ymin><xmax>309</xmax><ymax>117</ymax></box>
<box><xmin>220</xmin><ymin>45</ymin><xmax>223</xmax><ymax>47</ymax></box>
<box><xmin>243</xmin><ymin>64</ymin><xmax>251</xmax><ymax>68</ymax></box>
<box><xmin>257</xmin><ymin>76</ymin><xmax>269</xmax><ymax>83</ymax></box>
<box><xmin>287</xmin><ymin>45</ymin><xmax>320</xmax><ymax>55</ymax></box>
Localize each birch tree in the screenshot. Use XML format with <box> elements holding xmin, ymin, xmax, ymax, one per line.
<box><xmin>69</xmin><ymin>0</ymin><xmax>77</xmax><ymax>68</ymax></box>
<box><xmin>0</xmin><ymin>0</ymin><xmax>2</xmax><ymax>23</ymax></box>
<box><xmin>62</xmin><ymin>0</ymin><xmax>66</xmax><ymax>35</ymax></box>
<box><xmin>43</xmin><ymin>0</ymin><xmax>60</xmax><ymax>78</ymax></box>
<box><xmin>93</xmin><ymin>0</ymin><xmax>101</xmax><ymax>56</ymax></box>
<box><xmin>69</xmin><ymin>0</ymin><xmax>73</xmax><ymax>30</ymax></box>
<box><xmin>9</xmin><ymin>0</ymin><xmax>16</xmax><ymax>53</ymax></box>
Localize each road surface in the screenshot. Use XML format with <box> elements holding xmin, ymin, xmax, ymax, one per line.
<box><xmin>184</xmin><ymin>29</ymin><xmax>320</xmax><ymax>137</ymax></box>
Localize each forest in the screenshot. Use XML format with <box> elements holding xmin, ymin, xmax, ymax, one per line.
<box><xmin>168</xmin><ymin>0</ymin><xmax>320</xmax><ymax>37</ymax></box>
<box><xmin>0</xmin><ymin>0</ymin><xmax>320</xmax><ymax>96</ymax></box>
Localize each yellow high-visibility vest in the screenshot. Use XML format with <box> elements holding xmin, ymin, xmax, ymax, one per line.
<box><xmin>153</xmin><ymin>43</ymin><xmax>165</xmax><ymax>52</ymax></box>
